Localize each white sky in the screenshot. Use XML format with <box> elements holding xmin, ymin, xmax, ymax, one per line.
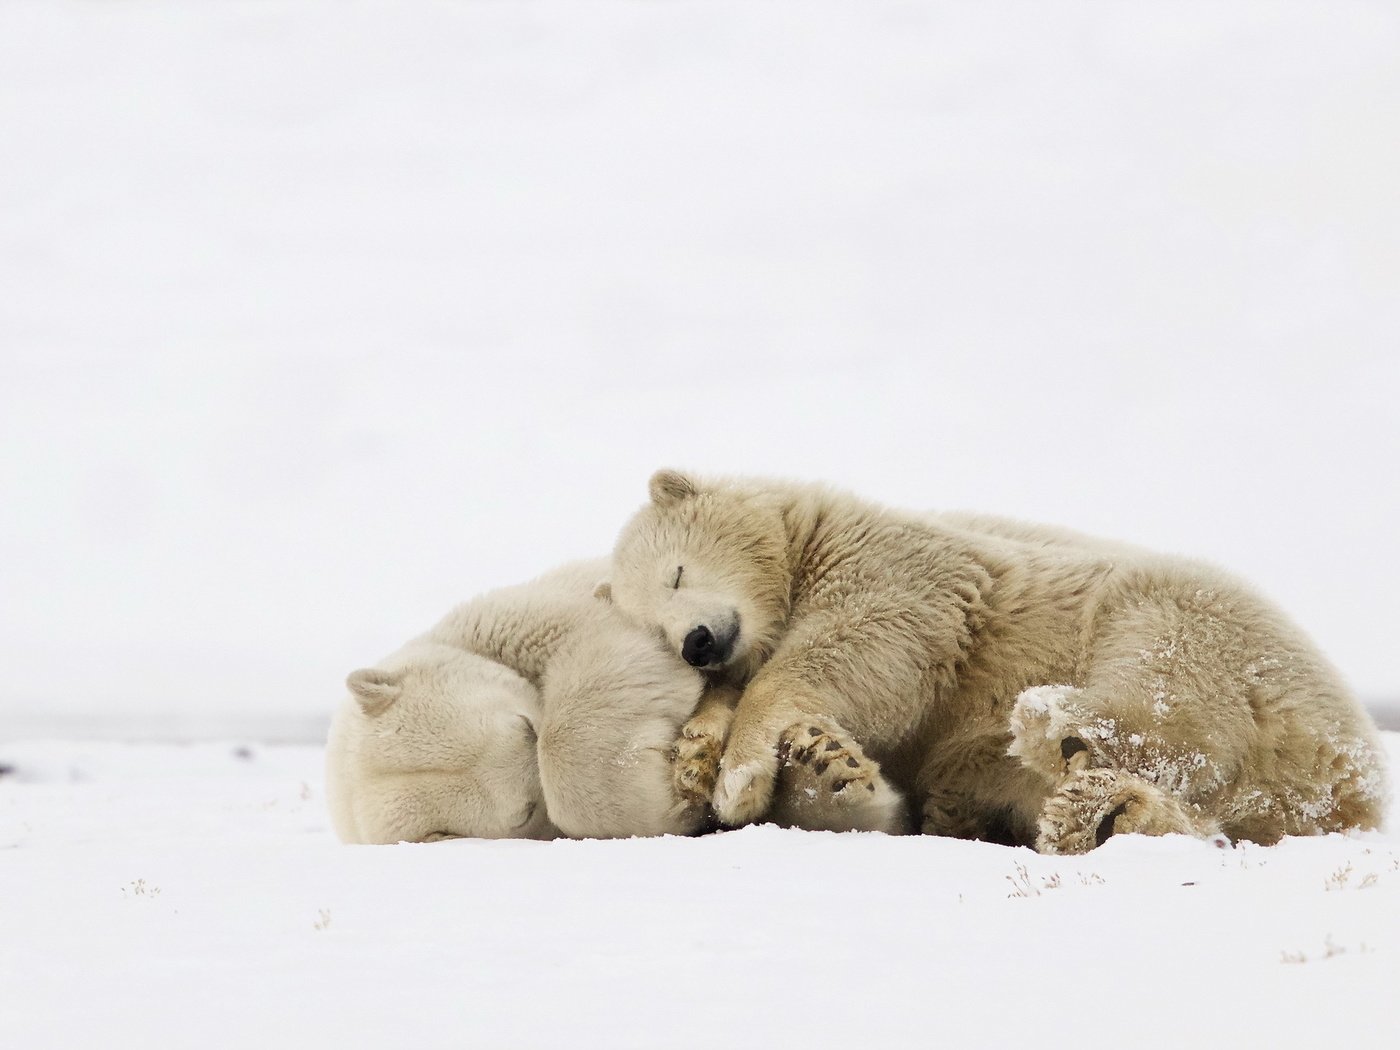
<box><xmin>2</xmin><ymin>1</ymin><xmax>1397</xmax><ymax>734</ymax></box>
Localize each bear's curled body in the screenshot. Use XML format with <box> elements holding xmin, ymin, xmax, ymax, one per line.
<box><xmin>605</xmin><ymin>470</ymin><xmax>1387</xmax><ymax>852</ymax></box>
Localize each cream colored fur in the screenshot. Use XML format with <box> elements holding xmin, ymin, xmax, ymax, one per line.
<box><xmin>327</xmin><ymin>559</ymin><xmax>896</xmax><ymax>843</ymax></box>
<box><xmin>327</xmin><ymin>561</ymin><xmax>709</xmax><ymax>842</ymax></box>
<box><xmin>604</xmin><ymin>470</ymin><xmax>1388</xmax><ymax>852</ymax></box>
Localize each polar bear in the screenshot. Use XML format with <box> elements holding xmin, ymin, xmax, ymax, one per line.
<box><xmin>327</xmin><ymin>560</ymin><xmax>899</xmax><ymax>843</ymax></box>
<box><xmin>327</xmin><ymin>561</ymin><xmax>710</xmax><ymax>842</ymax></box>
<box><xmin>601</xmin><ymin>470</ymin><xmax>1387</xmax><ymax>853</ymax></box>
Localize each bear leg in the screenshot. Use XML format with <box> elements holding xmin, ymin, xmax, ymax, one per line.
<box><xmin>921</xmin><ymin>789</ymin><xmax>1028</xmax><ymax>845</ymax></box>
<box><xmin>713</xmin><ymin>692</ymin><xmax>822</xmax><ymax>826</ymax></box>
<box><xmin>1008</xmin><ymin>682</ymin><xmax>1237</xmax><ymax>802</ymax></box>
<box><xmin>916</xmin><ymin>730</ymin><xmax>1043</xmax><ymax>845</ymax></box>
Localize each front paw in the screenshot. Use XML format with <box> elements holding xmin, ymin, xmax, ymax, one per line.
<box><xmin>781</xmin><ymin>723</ymin><xmax>878</xmax><ymax>794</ymax></box>
<box><xmin>713</xmin><ymin>752</ymin><xmax>779</xmax><ymax>827</ymax></box>
<box><xmin>671</xmin><ymin>731</ymin><xmax>722</xmax><ymax>806</ymax></box>
<box><xmin>772</xmin><ymin>722</ymin><xmax>906</xmax><ymax>834</ymax></box>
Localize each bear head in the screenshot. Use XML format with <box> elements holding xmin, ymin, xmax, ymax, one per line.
<box><xmin>326</xmin><ymin>641</ymin><xmax>555</xmax><ymax>844</ymax></box>
<box><xmin>600</xmin><ymin>468</ymin><xmax>791</xmax><ymax>682</ymax></box>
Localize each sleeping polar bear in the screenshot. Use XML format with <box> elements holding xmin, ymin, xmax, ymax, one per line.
<box><xmin>326</xmin><ymin>560</ymin><xmax>904</xmax><ymax>843</ymax></box>
<box><xmin>599</xmin><ymin>470</ymin><xmax>1388</xmax><ymax>853</ymax></box>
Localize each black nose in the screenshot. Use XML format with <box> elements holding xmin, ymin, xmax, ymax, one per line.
<box><xmin>682</xmin><ymin>624</ymin><xmax>737</xmax><ymax>667</ymax></box>
<box><xmin>682</xmin><ymin>626</ymin><xmax>716</xmax><ymax>666</ymax></box>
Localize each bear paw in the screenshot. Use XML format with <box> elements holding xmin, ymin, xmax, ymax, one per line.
<box><xmin>1036</xmin><ymin>768</ymin><xmax>1202</xmax><ymax>854</ymax></box>
<box><xmin>768</xmin><ymin>723</ymin><xmax>906</xmax><ymax>833</ymax></box>
<box><xmin>671</xmin><ymin>730</ymin><xmax>722</xmax><ymax>807</ymax></box>
<box><xmin>779</xmin><ymin>723</ymin><xmax>877</xmax><ymax>793</ymax></box>
<box><xmin>713</xmin><ymin>756</ymin><xmax>777</xmax><ymax>827</ymax></box>
<box><xmin>1008</xmin><ymin>684</ymin><xmax>1095</xmax><ymax>783</ymax></box>
<box><xmin>669</xmin><ymin>700</ymin><xmax>735</xmax><ymax>808</ymax></box>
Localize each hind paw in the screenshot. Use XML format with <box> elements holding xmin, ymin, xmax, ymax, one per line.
<box><xmin>1037</xmin><ymin>768</ymin><xmax>1202</xmax><ymax>854</ymax></box>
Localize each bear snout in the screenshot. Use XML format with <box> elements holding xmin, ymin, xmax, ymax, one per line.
<box><xmin>682</xmin><ymin>620</ymin><xmax>739</xmax><ymax>668</ymax></box>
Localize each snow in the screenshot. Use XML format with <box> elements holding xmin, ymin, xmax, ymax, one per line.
<box><xmin>3</xmin><ymin>3</ymin><xmax>1398</xmax><ymax>1040</ymax></box>
<box><xmin>1012</xmin><ymin>684</ymin><xmax>1073</xmax><ymax>716</ymax></box>
<box><xmin>2</xmin><ymin>735</ymin><xmax>1398</xmax><ymax>1049</ymax></box>
<box><xmin>2</xmin><ymin>0</ymin><xmax>1399</xmax><ymax>741</ymax></box>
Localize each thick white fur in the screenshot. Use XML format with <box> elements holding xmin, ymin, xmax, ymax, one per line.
<box><xmin>326</xmin><ymin>561</ymin><xmax>709</xmax><ymax>842</ymax></box>
<box><xmin>326</xmin><ymin>640</ymin><xmax>555</xmax><ymax>843</ymax></box>
<box><xmin>605</xmin><ymin>471</ymin><xmax>1388</xmax><ymax>852</ymax></box>
<box><xmin>535</xmin><ymin>603</ymin><xmax>709</xmax><ymax>838</ymax></box>
<box><xmin>327</xmin><ymin>558</ymin><xmax>891</xmax><ymax>843</ymax></box>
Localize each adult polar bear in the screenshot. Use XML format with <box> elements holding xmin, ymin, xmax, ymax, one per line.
<box><xmin>600</xmin><ymin>470</ymin><xmax>1387</xmax><ymax>853</ymax></box>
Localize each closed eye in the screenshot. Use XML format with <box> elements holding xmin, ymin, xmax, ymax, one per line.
<box><xmin>513</xmin><ymin>801</ymin><xmax>537</xmax><ymax>830</ymax></box>
<box><xmin>672</xmin><ymin>565</ymin><xmax>684</xmax><ymax>589</ymax></box>
<box><xmin>422</xmin><ymin>831</ymin><xmax>460</xmax><ymax>842</ymax></box>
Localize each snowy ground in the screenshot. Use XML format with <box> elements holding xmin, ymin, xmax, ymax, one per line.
<box><xmin>2</xmin><ymin>735</ymin><xmax>1398</xmax><ymax>1050</ymax></box>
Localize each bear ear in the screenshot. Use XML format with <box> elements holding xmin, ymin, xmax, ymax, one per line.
<box><xmin>346</xmin><ymin>668</ymin><xmax>404</xmax><ymax>715</ymax></box>
<box><xmin>593</xmin><ymin>580</ymin><xmax>613</xmax><ymax>602</ymax></box>
<box><xmin>648</xmin><ymin>469</ymin><xmax>698</xmax><ymax>507</ymax></box>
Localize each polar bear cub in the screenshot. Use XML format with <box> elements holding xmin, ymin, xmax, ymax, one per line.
<box><xmin>603</xmin><ymin>469</ymin><xmax>1387</xmax><ymax>853</ymax></box>
<box><xmin>327</xmin><ymin>561</ymin><xmax>709</xmax><ymax>843</ymax></box>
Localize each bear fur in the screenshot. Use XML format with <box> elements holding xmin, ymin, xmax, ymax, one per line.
<box><xmin>327</xmin><ymin>559</ymin><xmax>902</xmax><ymax>843</ymax></box>
<box><xmin>327</xmin><ymin>561</ymin><xmax>708</xmax><ymax>842</ymax></box>
<box><xmin>602</xmin><ymin>470</ymin><xmax>1388</xmax><ymax>853</ymax></box>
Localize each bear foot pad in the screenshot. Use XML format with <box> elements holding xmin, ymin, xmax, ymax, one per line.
<box><xmin>1037</xmin><ymin>768</ymin><xmax>1197</xmax><ymax>854</ymax></box>
<box><xmin>778</xmin><ymin>722</ymin><xmax>881</xmax><ymax>798</ymax></box>
<box><xmin>768</xmin><ymin>721</ymin><xmax>905</xmax><ymax>834</ymax></box>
